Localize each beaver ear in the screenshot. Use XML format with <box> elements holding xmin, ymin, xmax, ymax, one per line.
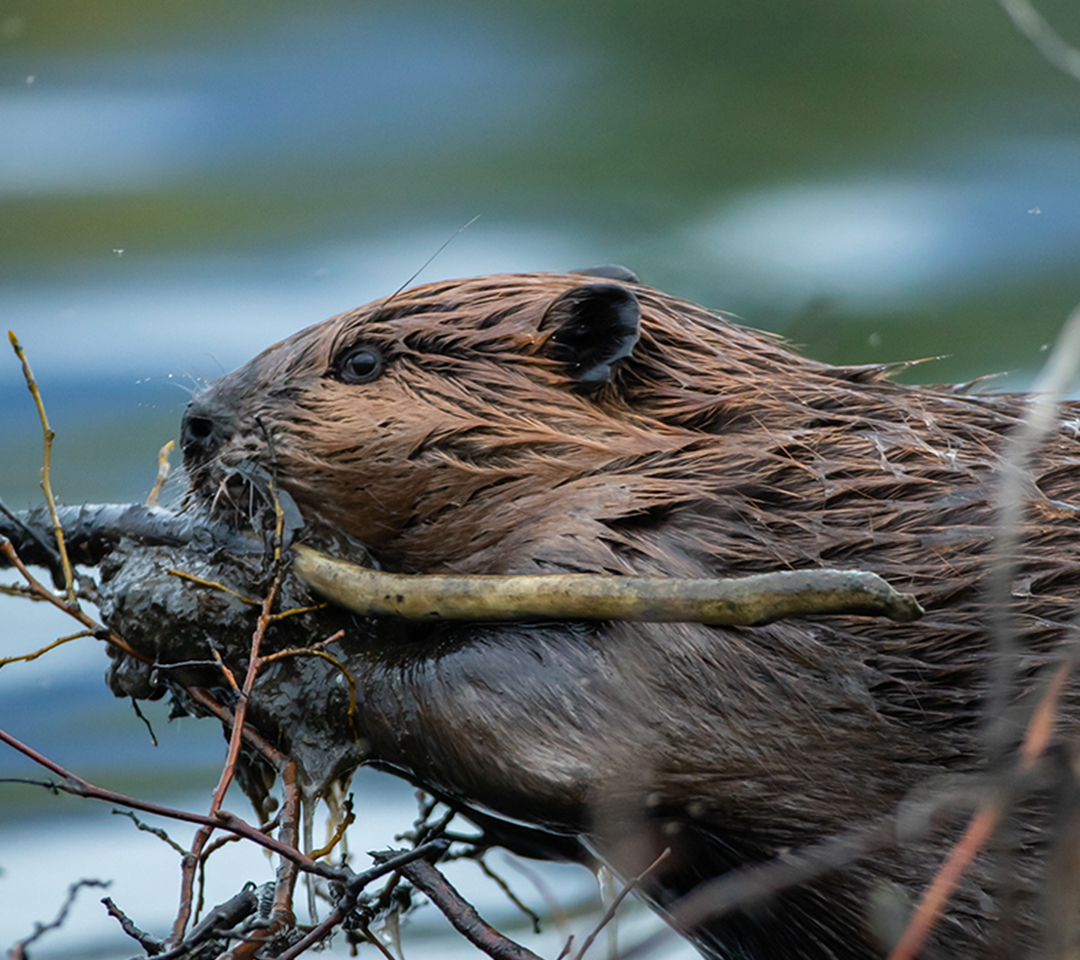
<box><xmin>540</xmin><ymin>284</ymin><xmax>641</xmax><ymax>385</ymax></box>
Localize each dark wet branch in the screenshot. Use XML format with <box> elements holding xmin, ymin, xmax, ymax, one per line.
<box><xmin>0</xmin><ymin>502</ymin><xmax>259</xmax><ymax>570</ymax></box>
<box><xmin>10</xmin><ymin>879</ymin><xmax>112</xmax><ymax>959</ymax></box>
<box><xmin>112</xmin><ymin>808</ymin><xmax>189</xmax><ymax>856</ymax></box>
<box><xmin>0</xmin><ymin>495</ymin><xmax>64</xmax><ymax>583</ymax></box>
<box><xmin>143</xmin><ymin>885</ymin><xmax>260</xmax><ymax>960</ymax></box>
<box><xmin>277</xmin><ymin>839</ymin><xmax>459</xmax><ymax>959</ymax></box>
<box><xmin>400</xmin><ymin>855</ymin><xmax>545</xmax><ymax>960</ymax></box>
<box><xmin>102</xmin><ymin>897</ymin><xmax>165</xmax><ymax>955</ymax></box>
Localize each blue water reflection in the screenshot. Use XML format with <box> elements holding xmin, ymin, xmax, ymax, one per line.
<box><xmin>0</xmin><ymin>10</ymin><xmax>585</xmax><ymax>194</ymax></box>
<box><xmin>692</xmin><ymin>140</ymin><xmax>1080</xmax><ymax>313</ymax></box>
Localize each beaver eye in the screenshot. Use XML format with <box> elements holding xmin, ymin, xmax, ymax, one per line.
<box><xmin>338</xmin><ymin>344</ymin><xmax>384</xmax><ymax>384</ymax></box>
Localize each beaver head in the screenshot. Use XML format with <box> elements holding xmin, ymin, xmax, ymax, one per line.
<box><xmin>181</xmin><ymin>273</ymin><xmax>668</xmax><ymax>572</ymax></box>
<box><xmin>181</xmin><ymin>270</ymin><xmax>1016</xmax><ymax>581</ymax></box>
<box><xmin>178</xmin><ymin>271</ymin><xmax>1080</xmax><ymax>959</ymax></box>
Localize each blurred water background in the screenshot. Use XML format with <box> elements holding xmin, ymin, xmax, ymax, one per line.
<box><xmin>2</xmin><ymin>0</ymin><xmax>1080</xmax><ymax>955</ymax></box>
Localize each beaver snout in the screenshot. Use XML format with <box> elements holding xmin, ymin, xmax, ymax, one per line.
<box><xmin>180</xmin><ymin>396</ymin><xmax>234</xmax><ymax>468</ymax></box>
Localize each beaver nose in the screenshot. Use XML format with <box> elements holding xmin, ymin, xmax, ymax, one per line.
<box><xmin>180</xmin><ymin>398</ymin><xmax>233</xmax><ymax>466</ymax></box>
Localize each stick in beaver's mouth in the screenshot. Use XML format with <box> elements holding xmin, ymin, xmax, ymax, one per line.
<box><xmin>291</xmin><ymin>543</ymin><xmax>923</xmax><ymax>625</ymax></box>
<box><xmin>0</xmin><ymin>503</ymin><xmax>921</xmax><ymax>626</ymax></box>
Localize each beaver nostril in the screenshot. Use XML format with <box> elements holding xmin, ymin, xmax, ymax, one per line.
<box><xmin>185</xmin><ymin>416</ymin><xmax>214</xmax><ymax>441</ymax></box>
<box><xmin>180</xmin><ymin>406</ymin><xmax>231</xmax><ymax>464</ymax></box>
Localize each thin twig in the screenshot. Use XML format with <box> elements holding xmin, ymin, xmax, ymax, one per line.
<box><xmin>0</xmin><ymin>724</ymin><xmax>336</xmax><ymax>877</ymax></box>
<box><xmin>147</xmin><ymin>440</ymin><xmax>175</xmax><ymax>507</ymax></box>
<box><xmin>357</xmin><ymin>924</ymin><xmax>402</xmax><ymax>960</ymax></box>
<box><xmin>270</xmin><ymin>475</ymin><xmax>285</xmax><ymax>563</ymax></box>
<box><xmin>276</xmin><ymin>907</ymin><xmax>345</xmax><ymax>959</ymax></box>
<box><xmin>1022</xmin><ymin>655</ymin><xmax>1078</xmax><ymax>768</ymax></box>
<box><xmin>888</xmin><ymin>804</ymin><xmax>1004</xmax><ymax>960</ymax></box>
<box><xmin>277</xmin><ymin>842</ymin><xmax>456</xmax><ymax>960</ymax></box>
<box><xmin>475</xmin><ymin>856</ymin><xmax>543</xmax><ymax>935</ymax></box>
<box><xmin>401</xmin><ymin>856</ymin><xmax>544</xmax><ymax>960</ymax></box>
<box><xmin>0</xmin><ymin>630</ymin><xmax>92</xmax><ymax>667</ymax></box>
<box><xmin>309</xmin><ymin>798</ymin><xmax>355</xmax><ymax>860</ymax></box>
<box><xmin>208</xmin><ymin>642</ymin><xmax>241</xmax><ymax>693</ymax></box>
<box><xmin>976</xmin><ymin>299</ymin><xmax>1080</xmax><ymax>958</ymax></box>
<box><xmin>985</xmin><ymin>303</ymin><xmax>1080</xmax><ymax>764</ymax></box>
<box><xmin>503</xmin><ymin>856</ymin><xmax>572</xmax><ymax>941</ymax></box>
<box><xmin>10</xmin><ymin>878</ymin><xmax>111</xmax><ymax>958</ymax></box>
<box><xmin>887</xmin><ymin>657</ymin><xmax>1077</xmax><ymax>960</ymax></box>
<box><xmin>573</xmin><ymin>850</ymin><xmax>670</xmax><ymax>960</ymax></box>
<box><xmin>8</xmin><ymin>329</ymin><xmax>76</xmax><ymax>602</ymax></box>
<box><xmin>184</xmin><ymin>687</ymin><xmax>288</xmax><ymax>766</ymax></box>
<box><xmin>0</xmin><ymin>582</ymin><xmax>39</xmax><ymax>599</ymax></box>
<box><xmin>112</xmin><ymin>808</ymin><xmax>189</xmax><ymax>856</ymax></box>
<box><xmin>267</xmin><ymin>603</ymin><xmax>331</xmax><ymax>623</ymax></box>
<box><xmin>194</xmin><ymin>832</ymin><xmax>243</xmax><ymax>926</ymax></box>
<box><xmin>167</xmin><ymin>568</ymin><xmax>260</xmax><ymax>605</ymax></box>
<box><xmin>272</xmin><ymin>758</ymin><xmax>303</xmax><ymax>929</ymax></box>
<box><xmin>102</xmin><ymin>896</ymin><xmax>165</xmax><ymax>954</ymax></box>
<box><xmin>217</xmin><ymin>571</ymin><xmax>282</xmax><ymax>804</ymax></box>
<box><xmin>0</xmin><ymin>539</ymin><xmax>148</xmax><ymax>662</ymax></box>
<box><xmin>171</xmin><ymin>570</ymin><xmax>284</xmax><ymax>943</ymax></box>
<box><xmin>130</xmin><ymin>697</ymin><xmax>159</xmax><ymax>747</ymax></box>
<box><xmin>186</xmin><ymin>684</ymin><xmax>300</xmax><ymax>943</ymax></box>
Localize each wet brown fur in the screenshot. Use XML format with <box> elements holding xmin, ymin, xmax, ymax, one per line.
<box><xmin>184</xmin><ymin>273</ymin><xmax>1080</xmax><ymax>959</ymax></box>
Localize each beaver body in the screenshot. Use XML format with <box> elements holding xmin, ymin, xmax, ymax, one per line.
<box><xmin>180</xmin><ymin>272</ymin><xmax>1080</xmax><ymax>959</ymax></box>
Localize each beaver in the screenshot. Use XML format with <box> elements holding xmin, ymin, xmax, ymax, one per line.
<box><xmin>178</xmin><ymin>269</ymin><xmax>1080</xmax><ymax>959</ymax></box>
